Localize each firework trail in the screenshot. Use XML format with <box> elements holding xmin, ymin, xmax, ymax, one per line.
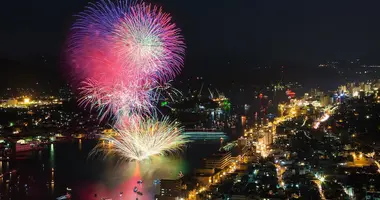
<box><xmin>93</xmin><ymin>117</ymin><xmax>189</xmax><ymax>162</ymax></box>
<box><xmin>78</xmin><ymin>79</ymin><xmax>181</xmax><ymax>123</ymax></box>
<box><xmin>78</xmin><ymin>79</ymin><xmax>154</xmax><ymax>122</ymax></box>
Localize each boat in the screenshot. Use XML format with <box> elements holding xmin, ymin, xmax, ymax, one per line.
<box><xmin>56</xmin><ymin>194</ymin><xmax>71</xmax><ymax>200</ymax></box>
<box><xmin>14</xmin><ymin>139</ymin><xmax>46</xmax><ymax>153</ymax></box>
<box><xmin>16</xmin><ymin>143</ymin><xmax>36</xmax><ymax>152</ymax></box>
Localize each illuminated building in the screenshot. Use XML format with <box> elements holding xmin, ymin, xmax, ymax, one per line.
<box><xmin>359</xmin><ymin>90</ymin><xmax>365</xmax><ymax>98</ymax></box>
<box><xmin>339</xmin><ymin>85</ymin><xmax>347</xmax><ymax>93</ymax></box>
<box><xmin>365</xmin><ymin>192</ymin><xmax>380</xmax><ymax>200</ymax></box>
<box><xmin>285</xmin><ymin>89</ymin><xmax>296</xmax><ymax>98</ymax></box>
<box><xmin>241</xmin><ymin>116</ymin><xmax>246</xmax><ymax>127</ymax></box>
<box><xmin>158</xmin><ymin>179</ymin><xmax>182</xmax><ymax>200</ymax></box>
<box><xmin>0</xmin><ymin>96</ymin><xmax>62</xmax><ymax>108</ymax></box>
<box><xmin>364</xmin><ymin>83</ymin><xmax>371</xmax><ymax>93</ymax></box>
<box><xmin>193</xmin><ymin>168</ymin><xmax>217</xmax><ymax>186</ymax></box>
<box><xmin>278</xmin><ymin>104</ymin><xmax>285</xmax><ymax>117</ymax></box>
<box><xmin>310</xmin><ymin>88</ymin><xmax>324</xmax><ymax>98</ymax></box>
<box><xmin>203</xmin><ymin>151</ymin><xmax>231</xmax><ymax>169</ymax></box>
<box><xmin>351</xmin><ymin>87</ymin><xmax>360</xmax><ymax>98</ymax></box>
<box><xmin>263</xmin><ymin>131</ymin><xmax>273</xmax><ymax>145</ymax></box>
<box><xmin>6</xmin><ymin>99</ymin><xmax>17</xmax><ymax>106</ymax></box>
<box><xmin>237</xmin><ymin>137</ymin><xmax>247</xmax><ymax>147</ymax></box>
<box><xmin>304</xmin><ymin>93</ymin><xmax>309</xmax><ymax>100</ymax></box>
<box><xmin>319</xmin><ymin>95</ymin><xmax>333</xmax><ymax>107</ymax></box>
<box><xmin>23</xmin><ymin>97</ymin><xmax>30</xmax><ymax>104</ymax></box>
<box><xmin>102</xmin><ymin>129</ymin><xmax>117</xmax><ymax>137</ymax></box>
<box><xmin>211</xmin><ymin>92</ymin><xmax>229</xmax><ymax>108</ymax></box>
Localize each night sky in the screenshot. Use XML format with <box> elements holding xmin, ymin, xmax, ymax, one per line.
<box><xmin>1</xmin><ymin>0</ymin><xmax>380</xmax><ymax>87</ymax></box>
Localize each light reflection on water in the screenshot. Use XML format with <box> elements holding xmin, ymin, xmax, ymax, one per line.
<box><xmin>50</xmin><ymin>143</ymin><xmax>55</xmax><ymax>168</ymax></box>
<box><xmin>79</xmin><ymin>139</ymin><xmax>82</xmax><ymax>151</ymax></box>
<box><xmin>0</xmin><ymin>139</ymin><xmax>220</xmax><ymax>199</ymax></box>
<box><xmin>79</xmin><ymin>157</ymin><xmax>187</xmax><ymax>200</ymax></box>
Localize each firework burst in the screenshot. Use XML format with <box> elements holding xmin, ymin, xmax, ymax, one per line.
<box><xmin>112</xmin><ymin>3</ymin><xmax>185</xmax><ymax>80</ymax></box>
<box><xmin>79</xmin><ymin>79</ymin><xmax>154</xmax><ymax>121</ymax></box>
<box><xmin>93</xmin><ymin>117</ymin><xmax>189</xmax><ymax>162</ymax></box>
<box><xmin>78</xmin><ymin>79</ymin><xmax>181</xmax><ymax>123</ymax></box>
<box><xmin>69</xmin><ymin>0</ymin><xmax>185</xmax><ymax>115</ymax></box>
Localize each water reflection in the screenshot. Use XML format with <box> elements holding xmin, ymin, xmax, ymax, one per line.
<box><xmin>78</xmin><ymin>155</ymin><xmax>188</xmax><ymax>199</ymax></box>
<box><xmin>50</xmin><ymin>143</ymin><xmax>55</xmax><ymax>195</ymax></box>
<box><xmin>51</xmin><ymin>179</ymin><xmax>55</xmax><ymax>194</ymax></box>
<box><xmin>50</xmin><ymin>143</ymin><xmax>55</xmax><ymax>168</ymax></box>
<box><xmin>5</xmin><ymin>180</ymin><xmax>9</xmax><ymax>192</ymax></box>
<box><xmin>0</xmin><ymin>140</ymin><xmax>217</xmax><ymax>199</ymax></box>
<box><xmin>38</xmin><ymin>150</ymin><xmax>42</xmax><ymax>161</ymax></box>
<box><xmin>5</xmin><ymin>161</ymin><xmax>9</xmax><ymax>172</ymax></box>
<box><xmin>78</xmin><ymin>139</ymin><xmax>82</xmax><ymax>151</ymax></box>
<box><xmin>0</xmin><ymin>162</ymin><xmax>2</xmax><ymax>185</ymax></box>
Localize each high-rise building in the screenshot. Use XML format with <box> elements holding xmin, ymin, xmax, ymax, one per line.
<box><xmin>278</xmin><ymin>104</ymin><xmax>285</xmax><ymax>117</ymax></box>
<box><xmin>304</xmin><ymin>93</ymin><xmax>309</xmax><ymax>100</ymax></box>
<box><xmin>351</xmin><ymin>87</ymin><xmax>360</xmax><ymax>97</ymax></box>
<box><xmin>203</xmin><ymin>151</ymin><xmax>231</xmax><ymax>169</ymax></box>
<box><xmin>263</xmin><ymin>131</ymin><xmax>273</xmax><ymax>145</ymax></box>
<box><xmin>158</xmin><ymin>179</ymin><xmax>182</xmax><ymax>200</ymax></box>
<box><xmin>320</xmin><ymin>95</ymin><xmax>332</xmax><ymax>107</ymax></box>
<box><xmin>359</xmin><ymin>90</ymin><xmax>365</xmax><ymax>98</ymax></box>
<box><xmin>359</xmin><ymin>82</ymin><xmax>366</xmax><ymax>92</ymax></box>
<box><xmin>364</xmin><ymin>84</ymin><xmax>371</xmax><ymax>93</ymax></box>
<box><xmin>338</xmin><ymin>85</ymin><xmax>347</xmax><ymax>93</ymax></box>
<box><xmin>310</xmin><ymin>88</ymin><xmax>324</xmax><ymax>98</ymax></box>
<box><xmin>238</xmin><ymin>137</ymin><xmax>248</xmax><ymax>147</ymax></box>
<box><xmin>241</xmin><ymin>116</ymin><xmax>247</xmax><ymax>128</ymax></box>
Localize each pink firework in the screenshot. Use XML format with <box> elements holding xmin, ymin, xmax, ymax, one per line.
<box><xmin>68</xmin><ymin>0</ymin><xmax>185</xmax><ymax>121</ymax></box>
<box><xmin>112</xmin><ymin>3</ymin><xmax>185</xmax><ymax>80</ymax></box>
<box><xmin>78</xmin><ymin>79</ymin><xmax>153</xmax><ymax>121</ymax></box>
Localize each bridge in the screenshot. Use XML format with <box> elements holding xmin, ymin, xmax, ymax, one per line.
<box><xmin>182</xmin><ymin>131</ymin><xmax>228</xmax><ymax>140</ymax></box>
